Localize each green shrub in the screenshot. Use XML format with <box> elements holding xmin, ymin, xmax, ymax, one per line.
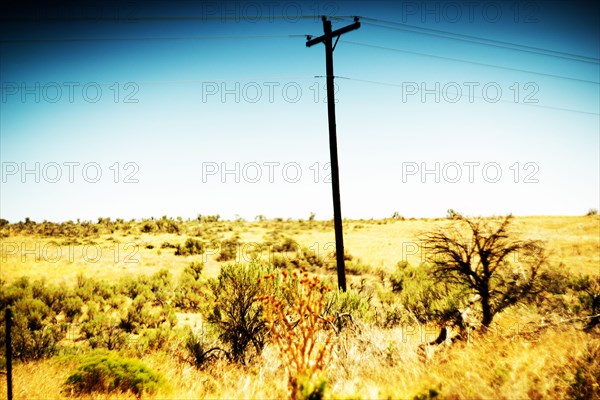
<box><xmin>184</xmin><ymin>261</ymin><xmax>204</xmax><ymax>279</ymax></box>
<box><xmin>174</xmin><ymin>263</ymin><xmax>211</xmax><ymax>312</ymax></box>
<box><xmin>271</xmin><ymin>254</ymin><xmax>292</xmax><ymax>269</ymax></box>
<box><xmin>175</xmin><ymin>238</ymin><xmax>205</xmax><ymax>256</ymax></box>
<box><xmin>119</xmin><ymin>295</ymin><xmax>174</xmax><ymax>334</ymax></box>
<box><xmin>0</xmin><ymin>277</ymin><xmax>32</xmax><ymax>310</ymax></box>
<box><xmin>217</xmin><ymin>236</ymin><xmax>241</xmax><ymax>262</ymax></box>
<box><xmin>568</xmin><ymin>274</ymin><xmax>600</xmax><ymax>329</ymax></box>
<box><xmin>81</xmin><ymin>314</ymin><xmax>128</xmax><ymax>350</ymax></box>
<box><xmin>155</xmin><ymin>217</ymin><xmax>182</xmax><ymax>234</ymax></box>
<box><xmin>300</xmin><ymin>246</ymin><xmax>324</xmax><ymax>268</ymax></box>
<box><xmin>62</xmin><ymin>296</ymin><xmax>84</xmax><ymax>322</ymax></box>
<box><xmin>63</xmin><ymin>350</ymin><xmax>165</xmax><ymax>397</ymax></box>
<box><xmin>324</xmin><ymin>288</ymin><xmax>372</xmax><ymax>331</ymax></box>
<box><xmin>208</xmin><ymin>262</ymin><xmax>270</xmax><ymax>363</ymax></box>
<box><xmin>271</xmin><ymin>237</ymin><xmax>299</xmax><ymax>253</ymax></box>
<box><xmin>118</xmin><ymin>269</ymin><xmax>174</xmax><ymax>306</ymax></box>
<box><xmin>1</xmin><ymin>298</ymin><xmax>62</xmax><ymax>361</ymax></box>
<box><xmin>141</xmin><ymin>221</ymin><xmax>158</xmax><ymax>233</ymax></box>
<box><xmin>136</xmin><ymin>324</ymin><xmax>175</xmax><ymax>353</ymax></box>
<box><xmin>391</xmin><ymin>262</ymin><xmax>465</xmax><ymax>325</ymax></box>
<box><xmin>75</xmin><ymin>274</ymin><xmax>115</xmax><ymax>303</ymax></box>
<box><xmin>184</xmin><ymin>327</ymin><xmax>223</xmax><ymax>369</ymax></box>
<box><xmin>147</xmin><ymin>269</ymin><xmax>174</xmax><ymax>306</ymax></box>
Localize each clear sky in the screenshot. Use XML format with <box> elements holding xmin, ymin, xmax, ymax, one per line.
<box><xmin>1</xmin><ymin>0</ymin><xmax>598</xmax><ymax>222</ymax></box>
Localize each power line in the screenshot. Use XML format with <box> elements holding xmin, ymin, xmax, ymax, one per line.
<box><xmin>341</xmin><ymin>40</ymin><xmax>600</xmax><ymax>85</ymax></box>
<box><xmin>0</xmin><ymin>34</ymin><xmax>304</xmax><ymax>44</ymax></box>
<box><xmin>349</xmin><ymin>16</ymin><xmax>599</xmax><ymax>65</ymax></box>
<box><xmin>0</xmin><ymin>76</ymin><xmax>319</xmax><ymax>91</ymax></box>
<box><xmin>0</xmin><ymin>15</ymin><xmax>352</xmax><ymax>23</ymax></box>
<box><xmin>331</xmin><ymin>75</ymin><xmax>599</xmax><ymax>116</ymax></box>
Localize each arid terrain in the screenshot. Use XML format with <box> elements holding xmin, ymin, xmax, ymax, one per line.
<box><xmin>0</xmin><ymin>214</ymin><xmax>598</xmax><ymax>399</ymax></box>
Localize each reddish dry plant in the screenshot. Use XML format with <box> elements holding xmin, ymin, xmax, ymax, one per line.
<box><xmin>257</xmin><ymin>268</ymin><xmax>335</xmax><ymax>398</ymax></box>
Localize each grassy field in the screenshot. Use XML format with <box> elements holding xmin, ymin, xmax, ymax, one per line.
<box><xmin>0</xmin><ymin>215</ymin><xmax>598</xmax><ymax>399</ymax></box>
<box><xmin>2</xmin><ymin>216</ymin><xmax>598</xmax><ymax>283</ymax></box>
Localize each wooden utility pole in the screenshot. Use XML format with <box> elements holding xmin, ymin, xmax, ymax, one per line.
<box><xmin>306</xmin><ymin>16</ymin><xmax>360</xmax><ymax>292</ymax></box>
<box><xmin>5</xmin><ymin>308</ymin><xmax>13</xmax><ymax>400</ymax></box>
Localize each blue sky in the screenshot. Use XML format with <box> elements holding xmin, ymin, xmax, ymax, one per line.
<box><xmin>1</xmin><ymin>0</ymin><xmax>598</xmax><ymax>222</ymax></box>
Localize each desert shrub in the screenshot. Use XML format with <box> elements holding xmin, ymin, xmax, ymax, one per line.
<box><xmin>324</xmin><ymin>288</ymin><xmax>372</xmax><ymax>331</ymax></box>
<box><xmin>568</xmin><ymin>274</ymin><xmax>600</xmax><ymax>329</ymax></box>
<box><xmin>81</xmin><ymin>313</ymin><xmax>128</xmax><ymax>351</ymax></box>
<box><xmin>1</xmin><ymin>298</ymin><xmax>61</xmax><ymax>361</ymax></box>
<box><xmin>271</xmin><ymin>237</ymin><xmax>299</xmax><ymax>253</ymax></box>
<box><xmin>567</xmin><ymin>341</ymin><xmax>600</xmax><ymax>399</ymax></box>
<box><xmin>120</xmin><ymin>295</ymin><xmax>152</xmax><ymax>334</ymax></box>
<box><xmin>118</xmin><ymin>277</ymin><xmax>153</xmax><ymax>302</ymax></box>
<box><xmin>118</xmin><ymin>269</ymin><xmax>174</xmax><ymax>306</ymax></box>
<box><xmin>141</xmin><ymin>221</ymin><xmax>158</xmax><ymax>233</ymax></box>
<box><xmin>184</xmin><ymin>327</ymin><xmax>223</xmax><ymax>369</ymax></box>
<box><xmin>208</xmin><ymin>262</ymin><xmax>270</xmax><ymax>364</ymax></box>
<box><xmin>31</xmin><ymin>278</ymin><xmax>63</xmax><ymax>310</ymax></box>
<box><xmin>269</xmin><ymin>246</ymin><xmax>325</xmax><ymax>271</ymax></box>
<box><xmin>63</xmin><ymin>350</ymin><xmax>165</xmax><ymax>397</ymax></box>
<box><xmin>331</xmin><ymin>249</ymin><xmax>354</xmax><ymax>262</ymax></box>
<box><xmin>258</xmin><ymin>267</ymin><xmax>335</xmax><ymax>400</ymax></box>
<box><xmin>0</xmin><ymin>277</ymin><xmax>32</xmax><ymax>310</ymax></box>
<box><xmin>217</xmin><ymin>236</ymin><xmax>241</xmax><ymax>262</ymax></box>
<box><xmin>136</xmin><ymin>324</ymin><xmax>175</xmax><ymax>353</ymax></box>
<box><xmin>391</xmin><ymin>262</ymin><xmax>465</xmax><ymax>325</ymax></box>
<box><xmin>120</xmin><ymin>295</ymin><xmax>175</xmax><ymax>334</ymax></box>
<box><xmin>381</xmin><ymin>303</ymin><xmax>407</xmax><ymax>328</ymax></box>
<box><xmin>272</xmin><ymin>254</ymin><xmax>292</xmax><ymax>269</ymax></box>
<box><xmin>184</xmin><ymin>261</ymin><xmax>204</xmax><ymax>278</ymax></box>
<box><xmin>75</xmin><ymin>275</ymin><xmax>115</xmax><ymax>303</ymax></box>
<box><xmin>62</xmin><ymin>295</ymin><xmax>84</xmax><ymax>322</ymax></box>
<box><xmin>146</xmin><ymin>269</ymin><xmax>174</xmax><ymax>305</ymax></box>
<box><xmin>197</xmin><ymin>214</ymin><xmax>220</xmax><ymax>223</ymax></box>
<box><xmin>300</xmin><ymin>246</ymin><xmax>324</xmax><ymax>268</ymax></box>
<box><xmin>174</xmin><ymin>263</ymin><xmax>211</xmax><ymax>312</ymax></box>
<box><xmin>155</xmin><ymin>217</ymin><xmax>182</xmax><ymax>234</ymax></box>
<box><xmin>390</xmin><ymin>261</ymin><xmax>409</xmax><ymax>292</ymax></box>
<box><xmin>344</xmin><ymin>259</ymin><xmax>372</xmax><ymax>275</ymax></box>
<box><xmin>175</xmin><ymin>238</ymin><xmax>205</xmax><ymax>256</ymax></box>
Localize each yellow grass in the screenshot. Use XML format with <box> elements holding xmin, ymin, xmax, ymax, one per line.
<box><xmin>1</xmin><ymin>323</ymin><xmax>596</xmax><ymax>399</ymax></box>
<box><xmin>2</xmin><ymin>216</ymin><xmax>598</xmax><ymax>286</ymax></box>
<box><xmin>0</xmin><ymin>215</ymin><xmax>598</xmax><ymax>399</ymax></box>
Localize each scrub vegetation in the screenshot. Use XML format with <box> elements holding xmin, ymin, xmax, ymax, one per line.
<box><xmin>0</xmin><ymin>213</ymin><xmax>598</xmax><ymax>399</ymax></box>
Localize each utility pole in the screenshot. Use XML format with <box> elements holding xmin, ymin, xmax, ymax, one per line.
<box><xmin>306</xmin><ymin>16</ymin><xmax>360</xmax><ymax>292</ymax></box>
<box><xmin>5</xmin><ymin>308</ymin><xmax>12</xmax><ymax>400</ymax></box>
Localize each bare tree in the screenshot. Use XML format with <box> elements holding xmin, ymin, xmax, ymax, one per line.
<box><xmin>420</xmin><ymin>215</ymin><xmax>547</xmax><ymax>328</ymax></box>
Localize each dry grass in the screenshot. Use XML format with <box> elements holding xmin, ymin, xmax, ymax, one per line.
<box><xmin>2</xmin><ymin>216</ymin><xmax>598</xmax><ymax>286</ymax></box>
<box><xmin>3</xmin><ymin>323</ymin><xmax>594</xmax><ymax>399</ymax></box>
<box><xmin>1</xmin><ymin>215</ymin><xmax>598</xmax><ymax>399</ymax></box>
